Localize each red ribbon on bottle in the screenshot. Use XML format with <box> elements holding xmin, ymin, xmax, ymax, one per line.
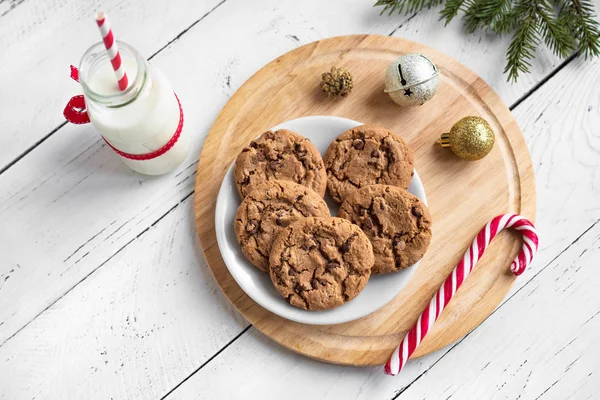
<box><xmin>63</xmin><ymin>65</ymin><xmax>184</xmax><ymax>161</ymax></box>
<box><xmin>63</xmin><ymin>95</ymin><xmax>91</xmax><ymax>124</ymax></box>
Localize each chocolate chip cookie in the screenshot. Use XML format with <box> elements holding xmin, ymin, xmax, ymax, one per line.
<box><xmin>234</xmin><ymin>129</ymin><xmax>327</xmax><ymax>198</ymax></box>
<box><xmin>269</xmin><ymin>217</ymin><xmax>374</xmax><ymax>310</ymax></box>
<box><xmin>234</xmin><ymin>181</ymin><xmax>330</xmax><ymax>272</ymax></box>
<box><xmin>324</xmin><ymin>125</ymin><xmax>414</xmax><ymax>203</ymax></box>
<box><xmin>338</xmin><ymin>185</ymin><xmax>432</xmax><ymax>274</ymax></box>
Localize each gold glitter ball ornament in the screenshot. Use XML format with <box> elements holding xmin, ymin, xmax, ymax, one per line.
<box><xmin>321</xmin><ymin>66</ymin><xmax>353</xmax><ymax>99</ymax></box>
<box><xmin>438</xmin><ymin>116</ymin><xmax>495</xmax><ymax>161</ymax></box>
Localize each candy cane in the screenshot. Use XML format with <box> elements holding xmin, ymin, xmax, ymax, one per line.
<box><xmin>384</xmin><ymin>214</ymin><xmax>539</xmax><ymax>376</ymax></box>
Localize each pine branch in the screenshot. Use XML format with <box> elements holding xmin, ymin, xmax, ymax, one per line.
<box><xmin>538</xmin><ymin>1</ymin><xmax>576</xmax><ymax>57</ymax></box>
<box><xmin>571</xmin><ymin>0</ymin><xmax>600</xmax><ymax>58</ymax></box>
<box><xmin>493</xmin><ymin>5</ymin><xmax>520</xmax><ymax>34</ymax></box>
<box><xmin>463</xmin><ymin>0</ymin><xmax>512</xmax><ymax>33</ymax></box>
<box><xmin>374</xmin><ymin>0</ymin><xmax>444</xmax><ymax>16</ymax></box>
<box><xmin>504</xmin><ymin>1</ymin><xmax>541</xmax><ymax>81</ymax></box>
<box><xmin>439</xmin><ymin>0</ymin><xmax>467</xmax><ymax>25</ymax></box>
<box><xmin>374</xmin><ymin>0</ymin><xmax>600</xmax><ymax>81</ymax></box>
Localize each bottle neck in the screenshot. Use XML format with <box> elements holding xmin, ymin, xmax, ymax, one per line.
<box><xmin>79</xmin><ymin>41</ymin><xmax>148</xmax><ymax>108</ymax></box>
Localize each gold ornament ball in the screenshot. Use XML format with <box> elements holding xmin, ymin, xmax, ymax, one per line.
<box><xmin>438</xmin><ymin>116</ymin><xmax>495</xmax><ymax>161</ymax></box>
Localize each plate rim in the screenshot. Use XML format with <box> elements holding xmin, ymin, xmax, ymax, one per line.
<box><xmin>195</xmin><ymin>34</ymin><xmax>535</xmax><ymax>365</ymax></box>
<box><xmin>214</xmin><ymin>115</ymin><xmax>428</xmax><ymax>325</ymax></box>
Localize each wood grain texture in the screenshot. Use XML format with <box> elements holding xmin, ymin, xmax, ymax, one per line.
<box><xmin>397</xmin><ymin>53</ymin><xmax>600</xmax><ymax>400</ymax></box>
<box><xmin>388</xmin><ymin>6</ymin><xmax>567</xmax><ymax>107</ymax></box>
<box><xmin>194</xmin><ymin>34</ymin><xmax>536</xmax><ymax>366</ymax></box>
<box><xmin>0</xmin><ymin>0</ymin><xmax>410</xmax><ymax>345</ymax></box>
<box><xmin>0</xmin><ymin>0</ymin><xmax>564</xmax><ymax>172</ymax></box>
<box><xmin>0</xmin><ymin>0</ymin><xmax>566</xmax><ymax>347</ymax></box>
<box><xmin>0</xmin><ymin>0</ymin><xmax>225</xmax><ymax>169</ymax></box>
<box><xmin>398</xmin><ymin>222</ymin><xmax>600</xmax><ymax>399</ymax></box>
<box><xmin>157</xmin><ymin>215</ymin><xmax>600</xmax><ymax>400</ymax></box>
<box><xmin>0</xmin><ymin>196</ymin><xmax>247</xmax><ymax>400</ymax></box>
<box><xmin>165</xmin><ymin>53</ymin><xmax>600</xmax><ymax>400</ymax></box>
<box><xmin>1</xmin><ymin>0</ymin><xmax>597</xmax><ymax>397</ymax></box>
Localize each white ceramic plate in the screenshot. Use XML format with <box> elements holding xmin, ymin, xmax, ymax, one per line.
<box><xmin>215</xmin><ymin>116</ymin><xmax>427</xmax><ymax>325</ymax></box>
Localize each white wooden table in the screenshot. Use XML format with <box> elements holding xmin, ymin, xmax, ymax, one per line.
<box><xmin>1</xmin><ymin>1</ymin><xmax>599</xmax><ymax>398</ymax></box>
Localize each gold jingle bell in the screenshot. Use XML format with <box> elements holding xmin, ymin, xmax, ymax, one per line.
<box><xmin>438</xmin><ymin>116</ymin><xmax>495</xmax><ymax>161</ymax></box>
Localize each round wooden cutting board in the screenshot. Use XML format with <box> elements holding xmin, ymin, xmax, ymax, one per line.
<box><xmin>194</xmin><ymin>35</ymin><xmax>535</xmax><ymax>366</ymax></box>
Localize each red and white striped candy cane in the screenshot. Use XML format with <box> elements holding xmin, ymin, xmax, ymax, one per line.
<box><xmin>384</xmin><ymin>214</ymin><xmax>539</xmax><ymax>376</ymax></box>
<box><xmin>95</xmin><ymin>12</ymin><xmax>128</xmax><ymax>91</ymax></box>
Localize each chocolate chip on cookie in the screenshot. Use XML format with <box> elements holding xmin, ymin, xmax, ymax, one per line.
<box><xmin>323</xmin><ymin>125</ymin><xmax>414</xmax><ymax>203</ymax></box>
<box><xmin>269</xmin><ymin>217</ymin><xmax>374</xmax><ymax>310</ymax></box>
<box><xmin>234</xmin><ymin>129</ymin><xmax>327</xmax><ymax>198</ymax></box>
<box><xmin>338</xmin><ymin>185</ymin><xmax>432</xmax><ymax>274</ymax></box>
<box><xmin>234</xmin><ymin>181</ymin><xmax>330</xmax><ymax>272</ymax></box>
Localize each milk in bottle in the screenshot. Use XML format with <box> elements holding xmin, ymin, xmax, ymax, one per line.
<box><xmin>78</xmin><ymin>41</ymin><xmax>188</xmax><ymax>175</ymax></box>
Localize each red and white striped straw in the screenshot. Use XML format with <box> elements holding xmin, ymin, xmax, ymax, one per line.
<box><xmin>384</xmin><ymin>214</ymin><xmax>539</xmax><ymax>376</ymax></box>
<box><xmin>95</xmin><ymin>12</ymin><xmax>128</xmax><ymax>91</ymax></box>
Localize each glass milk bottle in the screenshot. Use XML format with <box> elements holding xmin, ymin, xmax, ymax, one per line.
<box><xmin>78</xmin><ymin>41</ymin><xmax>189</xmax><ymax>175</ymax></box>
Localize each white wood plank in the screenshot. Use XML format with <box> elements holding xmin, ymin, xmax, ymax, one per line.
<box><xmin>0</xmin><ymin>0</ymin><xmax>25</xmax><ymax>17</ymax></box>
<box><xmin>511</xmin><ymin>56</ymin><xmax>600</xmax><ymax>269</ymax></box>
<box><xmin>0</xmin><ymin>0</ymin><xmax>226</xmax><ymax>170</ymax></box>
<box><xmin>395</xmin><ymin>224</ymin><xmax>600</xmax><ymax>399</ymax></box>
<box><xmin>0</xmin><ymin>0</ymin><xmax>576</xmax><ymax>170</ymax></box>
<box><xmin>168</xmin><ymin>327</ymin><xmax>450</xmax><ymax>400</ymax></box>
<box><xmin>389</xmin><ymin>6</ymin><xmax>565</xmax><ymax>107</ymax></box>
<box><xmin>0</xmin><ymin>0</ymin><xmax>407</xmax><ymax>344</ymax></box>
<box><xmin>389</xmin><ymin>50</ymin><xmax>600</xmax><ymax>400</ymax></box>
<box><xmin>1</xmin><ymin>2</ymin><xmax>599</xmax><ymax>398</ymax></box>
<box><xmin>0</xmin><ymin>0</ymin><xmax>580</xmax><ymax>346</ymax></box>
<box><xmin>166</xmin><ymin>220</ymin><xmax>600</xmax><ymax>400</ymax></box>
<box><xmin>0</xmin><ymin>195</ymin><xmax>247</xmax><ymax>400</ymax></box>
<box><xmin>152</xmin><ymin>42</ymin><xmax>600</xmax><ymax>400</ymax></box>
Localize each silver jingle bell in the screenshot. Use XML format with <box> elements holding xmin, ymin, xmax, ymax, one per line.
<box><xmin>384</xmin><ymin>53</ymin><xmax>440</xmax><ymax>106</ymax></box>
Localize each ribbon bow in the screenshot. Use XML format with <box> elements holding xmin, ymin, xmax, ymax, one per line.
<box><xmin>63</xmin><ymin>66</ymin><xmax>90</xmax><ymax>125</ymax></box>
